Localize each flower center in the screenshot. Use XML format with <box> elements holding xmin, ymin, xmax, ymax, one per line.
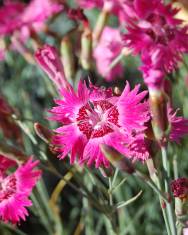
<box><xmin>0</xmin><ymin>175</ymin><xmax>17</xmax><ymax>202</ymax></box>
<box><xmin>76</xmin><ymin>100</ymin><xmax>119</xmax><ymax>139</ymax></box>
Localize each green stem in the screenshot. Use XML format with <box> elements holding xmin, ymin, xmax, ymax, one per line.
<box><xmin>173</xmin><ymin>154</ymin><xmax>178</xmax><ymax>180</ymax></box>
<box><xmin>31</xmin><ymin>192</ymin><xmax>54</xmax><ymax>234</ymax></box>
<box><xmin>112</xmin><ymin>169</ymin><xmax>119</xmax><ymax>186</ymax></box>
<box><xmin>146</xmin><ymin>159</ymin><xmax>171</xmax><ymax>235</ymax></box>
<box><xmin>173</xmin><ymin>155</ymin><xmax>184</xmax><ymax>235</ymax></box>
<box><xmin>108</xmin><ymin>51</ymin><xmax>124</xmax><ymax>71</ymax></box>
<box><xmin>152</xmin><ymin>172</ymin><xmax>171</xmax><ymax>235</ymax></box>
<box><xmin>0</xmin><ymin>222</ymin><xmax>27</xmax><ymax>235</ymax></box>
<box><xmin>134</xmin><ymin>171</ymin><xmax>168</xmax><ymax>203</ymax></box>
<box><xmin>161</xmin><ymin>146</ymin><xmax>177</xmax><ymax>235</ymax></box>
<box><xmin>109</xmin><ymin>177</ymin><xmax>113</xmax><ymax>206</ymax></box>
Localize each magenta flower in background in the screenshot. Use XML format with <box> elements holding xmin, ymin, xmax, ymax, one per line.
<box><xmin>35</xmin><ymin>44</ymin><xmax>70</xmax><ymax>91</ymax></box>
<box><xmin>76</xmin><ymin>0</ymin><xmax>104</xmax><ymax>9</ymax></box>
<box><xmin>168</xmin><ymin>108</ymin><xmax>188</xmax><ymax>143</ymax></box>
<box><xmin>93</xmin><ymin>27</ymin><xmax>123</xmax><ymax>81</ymax></box>
<box><xmin>0</xmin><ymin>0</ymin><xmax>63</xmax><ymax>57</ymax></box>
<box><xmin>0</xmin><ymin>0</ymin><xmax>62</xmax><ymax>37</ymax></box>
<box><xmin>123</xmin><ymin>0</ymin><xmax>188</xmax><ymax>88</ymax></box>
<box><xmin>0</xmin><ymin>157</ymin><xmax>41</xmax><ymax>224</ymax></box>
<box><xmin>21</xmin><ymin>0</ymin><xmax>63</xmax><ymax>27</ymax></box>
<box><xmin>50</xmin><ymin>81</ymin><xmax>149</xmax><ymax>167</ymax></box>
<box><xmin>0</xmin><ymin>1</ymin><xmax>25</xmax><ymax>36</ymax></box>
<box><xmin>76</xmin><ymin>0</ymin><xmax>135</xmax><ymax>22</ymax></box>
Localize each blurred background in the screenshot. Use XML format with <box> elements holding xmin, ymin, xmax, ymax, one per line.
<box><xmin>1</xmin><ymin>0</ymin><xmax>188</xmax><ymax>234</ymax></box>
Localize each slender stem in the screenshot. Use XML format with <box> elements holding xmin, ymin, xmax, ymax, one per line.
<box><xmin>108</xmin><ymin>52</ymin><xmax>124</xmax><ymax>71</ymax></box>
<box><xmin>0</xmin><ymin>222</ymin><xmax>27</xmax><ymax>235</ymax></box>
<box><xmin>112</xmin><ymin>169</ymin><xmax>119</xmax><ymax>186</ymax></box>
<box><xmin>173</xmin><ymin>154</ymin><xmax>178</xmax><ymax>180</ymax></box>
<box><xmin>109</xmin><ymin>177</ymin><xmax>113</xmax><ymax>206</ymax></box>
<box><xmin>93</xmin><ymin>9</ymin><xmax>109</xmax><ymax>46</ymax></box>
<box><xmin>146</xmin><ymin>159</ymin><xmax>171</xmax><ymax>235</ymax></box>
<box><xmin>134</xmin><ymin>171</ymin><xmax>168</xmax><ymax>203</ymax></box>
<box><xmin>31</xmin><ymin>192</ymin><xmax>54</xmax><ymax>234</ymax></box>
<box><xmin>104</xmin><ymin>215</ymin><xmax>117</xmax><ymax>235</ymax></box>
<box><xmin>173</xmin><ymin>155</ymin><xmax>184</xmax><ymax>235</ymax></box>
<box><xmin>161</xmin><ymin>146</ymin><xmax>177</xmax><ymax>235</ymax></box>
<box><xmin>151</xmin><ymin>172</ymin><xmax>171</xmax><ymax>235</ymax></box>
<box><xmin>111</xmin><ymin>177</ymin><xmax>127</xmax><ymax>193</ymax></box>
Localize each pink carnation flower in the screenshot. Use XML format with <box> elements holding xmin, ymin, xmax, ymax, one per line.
<box><xmin>93</xmin><ymin>27</ymin><xmax>123</xmax><ymax>81</ymax></box>
<box><xmin>126</xmin><ymin>135</ymin><xmax>150</xmax><ymax>162</ymax></box>
<box><xmin>123</xmin><ymin>0</ymin><xmax>188</xmax><ymax>87</ymax></box>
<box><xmin>50</xmin><ymin>81</ymin><xmax>149</xmax><ymax>167</ymax></box>
<box><xmin>0</xmin><ymin>157</ymin><xmax>41</xmax><ymax>224</ymax></box>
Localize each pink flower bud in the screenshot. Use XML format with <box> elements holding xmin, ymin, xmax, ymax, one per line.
<box><xmin>35</xmin><ymin>44</ymin><xmax>70</xmax><ymax>91</ymax></box>
<box><xmin>171</xmin><ymin>178</ymin><xmax>188</xmax><ymax>200</ymax></box>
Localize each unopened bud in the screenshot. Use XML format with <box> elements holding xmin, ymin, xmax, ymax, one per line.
<box><xmin>61</xmin><ymin>36</ymin><xmax>75</xmax><ymax>82</ymax></box>
<box><xmin>99</xmin><ymin>166</ymin><xmax>114</xmax><ymax>177</ymax></box>
<box><xmin>171</xmin><ymin>178</ymin><xmax>188</xmax><ymax>201</ymax></box>
<box><xmin>149</xmin><ymin>89</ymin><xmax>168</xmax><ymax>144</ymax></box>
<box><xmin>81</xmin><ymin>27</ymin><xmax>93</xmax><ymax>70</ymax></box>
<box><xmin>35</xmin><ymin>44</ymin><xmax>70</xmax><ymax>90</ymax></box>
<box><xmin>92</xmin><ymin>4</ymin><xmax>110</xmax><ymax>46</ymax></box>
<box><xmin>34</xmin><ymin>123</ymin><xmax>53</xmax><ymax>144</ymax></box>
<box><xmin>100</xmin><ymin>144</ymin><xmax>135</xmax><ymax>174</ymax></box>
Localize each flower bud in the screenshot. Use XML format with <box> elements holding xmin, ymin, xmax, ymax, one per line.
<box><xmin>149</xmin><ymin>89</ymin><xmax>168</xmax><ymax>144</ymax></box>
<box><xmin>34</xmin><ymin>122</ymin><xmax>53</xmax><ymax>144</ymax></box>
<box><xmin>60</xmin><ymin>36</ymin><xmax>75</xmax><ymax>82</ymax></box>
<box><xmin>81</xmin><ymin>26</ymin><xmax>93</xmax><ymax>70</ymax></box>
<box><xmin>35</xmin><ymin>44</ymin><xmax>70</xmax><ymax>90</ymax></box>
<box><xmin>92</xmin><ymin>2</ymin><xmax>112</xmax><ymax>46</ymax></box>
<box><xmin>171</xmin><ymin>178</ymin><xmax>188</xmax><ymax>201</ymax></box>
<box><xmin>100</xmin><ymin>144</ymin><xmax>135</xmax><ymax>174</ymax></box>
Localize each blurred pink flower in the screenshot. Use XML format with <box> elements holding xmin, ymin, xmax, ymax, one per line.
<box><xmin>123</xmin><ymin>0</ymin><xmax>188</xmax><ymax>87</ymax></box>
<box><xmin>76</xmin><ymin>0</ymin><xmax>104</xmax><ymax>9</ymax></box>
<box><xmin>93</xmin><ymin>27</ymin><xmax>123</xmax><ymax>81</ymax></box>
<box><xmin>0</xmin><ymin>1</ymin><xmax>25</xmax><ymax>36</ymax></box>
<box><xmin>184</xmin><ymin>228</ymin><xmax>188</xmax><ymax>235</ymax></box>
<box><xmin>35</xmin><ymin>44</ymin><xmax>70</xmax><ymax>91</ymax></box>
<box><xmin>0</xmin><ymin>157</ymin><xmax>41</xmax><ymax>223</ymax></box>
<box><xmin>50</xmin><ymin>81</ymin><xmax>149</xmax><ymax>167</ymax></box>
<box><xmin>21</xmin><ymin>0</ymin><xmax>62</xmax><ymax>26</ymax></box>
<box><xmin>0</xmin><ymin>0</ymin><xmax>62</xmax><ymax>37</ymax></box>
<box><xmin>0</xmin><ymin>0</ymin><xmax>63</xmax><ymax>58</ymax></box>
<box><xmin>76</xmin><ymin>0</ymin><xmax>135</xmax><ymax>22</ymax></box>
